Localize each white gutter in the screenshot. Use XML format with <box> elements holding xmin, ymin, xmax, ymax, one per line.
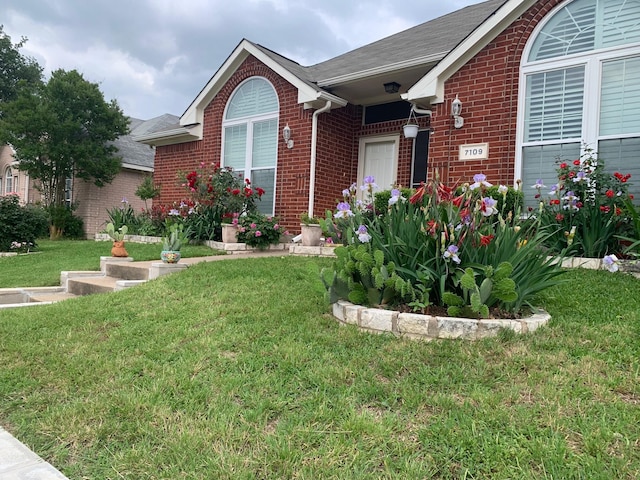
<box><xmin>308</xmin><ymin>100</ymin><xmax>332</xmax><ymax>217</ymax></box>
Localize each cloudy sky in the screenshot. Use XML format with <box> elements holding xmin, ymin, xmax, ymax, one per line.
<box><xmin>1</xmin><ymin>0</ymin><xmax>486</xmax><ymax>120</ymax></box>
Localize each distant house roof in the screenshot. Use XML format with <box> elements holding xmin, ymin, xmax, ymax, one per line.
<box><xmin>115</xmin><ymin>114</ymin><xmax>179</xmax><ymax>170</ymax></box>
<box><xmin>136</xmin><ymin>0</ymin><xmax>508</xmax><ymax>145</ymax></box>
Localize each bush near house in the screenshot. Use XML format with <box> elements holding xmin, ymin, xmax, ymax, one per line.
<box><xmin>0</xmin><ymin>194</ymin><xmax>49</xmax><ymax>251</ymax></box>
<box><xmin>528</xmin><ymin>148</ymin><xmax>637</xmax><ymax>258</ymax></box>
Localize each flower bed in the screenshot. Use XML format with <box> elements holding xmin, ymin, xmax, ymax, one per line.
<box><xmin>332</xmin><ymin>300</ymin><xmax>550</xmax><ymax>340</ymax></box>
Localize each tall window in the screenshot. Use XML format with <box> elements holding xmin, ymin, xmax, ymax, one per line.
<box><xmin>4</xmin><ymin>167</ymin><xmax>13</xmax><ymax>194</ymax></box>
<box><xmin>518</xmin><ymin>0</ymin><xmax>640</xmax><ymax>206</ymax></box>
<box><xmin>222</xmin><ymin>77</ymin><xmax>278</xmax><ymax>215</ymax></box>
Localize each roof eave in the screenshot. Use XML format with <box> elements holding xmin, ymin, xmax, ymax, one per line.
<box><xmin>317</xmin><ymin>52</ymin><xmax>447</xmax><ymax>88</ymax></box>
<box><xmin>405</xmin><ymin>0</ymin><xmax>535</xmax><ymax>105</ymax></box>
<box><xmin>133</xmin><ymin>125</ymin><xmax>202</xmax><ymax>147</ymax></box>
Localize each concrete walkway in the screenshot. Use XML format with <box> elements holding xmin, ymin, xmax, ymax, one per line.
<box><xmin>0</xmin><ymin>426</ymin><xmax>69</xmax><ymax>479</ymax></box>
<box><xmin>0</xmin><ymin>248</ymin><xmax>295</xmax><ymax>478</ymax></box>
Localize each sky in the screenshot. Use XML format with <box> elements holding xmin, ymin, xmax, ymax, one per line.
<box><xmin>1</xmin><ymin>0</ymin><xmax>487</xmax><ymax>120</ymax></box>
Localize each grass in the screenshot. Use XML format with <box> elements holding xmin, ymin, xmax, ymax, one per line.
<box><xmin>0</xmin><ymin>243</ymin><xmax>639</xmax><ymax>478</ymax></box>
<box><xmin>0</xmin><ymin>239</ymin><xmax>219</xmax><ymax>287</ymax></box>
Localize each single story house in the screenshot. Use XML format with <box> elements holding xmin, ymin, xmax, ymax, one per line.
<box><xmin>136</xmin><ymin>0</ymin><xmax>640</xmax><ymax>232</ymax></box>
<box><xmin>0</xmin><ymin>113</ymin><xmax>178</xmax><ymax>236</ymax></box>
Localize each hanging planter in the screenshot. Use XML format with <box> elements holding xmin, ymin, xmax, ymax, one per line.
<box><xmin>403</xmin><ymin>107</ymin><xmax>419</xmax><ymax>139</ymax></box>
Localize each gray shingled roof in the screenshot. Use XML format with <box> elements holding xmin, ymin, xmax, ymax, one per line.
<box><xmin>113</xmin><ymin>114</ymin><xmax>179</xmax><ymax>169</ymax></box>
<box><xmin>253</xmin><ymin>0</ymin><xmax>505</xmax><ymax>86</ymax></box>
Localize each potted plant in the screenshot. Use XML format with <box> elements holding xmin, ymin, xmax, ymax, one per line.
<box><xmin>161</xmin><ymin>223</ymin><xmax>187</xmax><ymax>263</ymax></box>
<box><xmin>105</xmin><ymin>222</ymin><xmax>128</xmax><ymax>257</ymax></box>
<box><xmin>221</xmin><ymin>212</ymin><xmax>240</xmax><ymax>243</ymax></box>
<box><xmin>300</xmin><ymin>212</ymin><xmax>323</xmax><ymax>246</ymax></box>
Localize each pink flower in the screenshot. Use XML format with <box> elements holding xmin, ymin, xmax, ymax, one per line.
<box><xmin>274</xmin><ymin>224</ymin><xmax>279</xmax><ymax>230</ymax></box>
<box><xmin>250</xmin><ymin>223</ymin><xmax>257</xmax><ymax>229</ymax></box>
<box><xmin>255</xmin><ymin>230</ymin><xmax>262</xmax><ymax>237</ymax></box>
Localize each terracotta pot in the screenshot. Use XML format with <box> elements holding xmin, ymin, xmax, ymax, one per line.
<box><xmin>111</xmin><ymin>240</ymin><xmax>128</xmax><ymax>257</ymax></box>
<box><xmin>221</xmin><ymin>224</ymin><xmax>239</xmax><ymax>243</ymax></box>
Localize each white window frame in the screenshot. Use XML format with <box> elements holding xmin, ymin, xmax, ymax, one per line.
<box><xmin>221</xmin><ymin>77</ymin><xmax>279</xmax><ymax>216</ymax></box>
<box><xmin>515</xmin><ymin>0</ymin><xmax>640</xmax><ymax>185</ymax></box>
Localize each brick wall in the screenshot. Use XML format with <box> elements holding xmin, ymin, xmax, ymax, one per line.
<box><xmin>427</xmin><ymin>0</ymin><xmax>562</xmax><ymax>187</ymax></box>
<box><xmin>74</xmin><ymin>168</ymin><xmax>148</xmax><ymax>237</ymax></box>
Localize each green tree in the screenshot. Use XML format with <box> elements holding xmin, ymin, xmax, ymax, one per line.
<box><xmin>0</xmin><ymin>69</ymin><xmax>130</xmax><ymax>237</ymax></box>
<box><xmin>0</xmin><ymin>26</ymin><xmax>43</xmax><ymax>109</ymax></box>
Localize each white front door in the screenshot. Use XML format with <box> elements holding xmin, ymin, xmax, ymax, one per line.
<box><xmin>358</xmin><ymin>136</ymin><xmax>399</xmax><ymax>196</ymax></box>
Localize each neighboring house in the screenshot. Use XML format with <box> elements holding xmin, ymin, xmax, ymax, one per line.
<box><xmin>0</xmin><ymin>113</ymin><xmax>178</xmax><ymax>237</ymax></box>
<box><xmin>136</xmin><ymin>0</ymin><xmax>640</xmax><ymax>232</ymax></box>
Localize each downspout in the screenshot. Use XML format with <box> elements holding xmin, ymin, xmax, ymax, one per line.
<box><xmin>308</xmin><ymin>100</ymin><xmax>332</xmax><ymax>217</ymax></box>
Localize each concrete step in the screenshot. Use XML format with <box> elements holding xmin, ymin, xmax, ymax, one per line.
<box><xmin>28</xmin><ymin>292</ymin><xmax>79</xmax><ymax>303</ymax></box>
<box><xmin>105</xmin><ymin>261</ymin><xmax>150</xmax><ymax>280</ymax></box>
<box><xmin>67</xmin><ymin>276</ymin><xmax>118</xmax><ymax>296</ymax></box>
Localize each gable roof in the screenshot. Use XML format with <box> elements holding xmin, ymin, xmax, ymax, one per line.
<box><xmin>137</xmin><ymin>0</ymin><xmax>518</xmax><ymax>145</ymax></box>
<box><xmin>405</xmin><ymin>0</ymin><xmax>537</xmax><ymax>105</ymax></box>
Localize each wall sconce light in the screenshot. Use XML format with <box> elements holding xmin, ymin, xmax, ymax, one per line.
<box><xmin>451</xmin><ymin>94</ymin><xmax>464</xmax><ymax>129</ymax></box>
<box><xmin>384</xmin><ymin>82</ymin><xmax>401</xmax><ymax>94</ymax></box>
<box><xmin>282</xmin><ymin>124</ymin><xmax>294</xmax><ymax>149</ymax></box>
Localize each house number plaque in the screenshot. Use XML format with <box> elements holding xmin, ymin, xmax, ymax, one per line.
<box><xmin>459</xmin><ymin>143</ymin><xmax>489</xmax><ymax>160</ymax></box>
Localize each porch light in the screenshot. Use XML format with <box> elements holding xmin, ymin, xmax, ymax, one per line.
<box><xmin>282</xmin><ymin>124</ymin><xmax>294</xmax><ymax>149</ymax></box>
<box><xmin>384</xmin><ymin>82</ymin><xmax>401</xmax><ymax>94</ymax></box>
<box><xmin>451</xmin><ymin>95</ymin><xmax>464</xmax><ymax>128</ymax></box>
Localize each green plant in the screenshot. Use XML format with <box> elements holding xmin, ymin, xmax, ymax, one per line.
<box><xmin>322</xmin><ymin>244</ymin><xmax>414</xmax><ymax>306</ymax></box>
<box><xmin>323</xmin><ymin>173</ymin><xmax>566</xmax><ymax>315</ymax></box>
<box><xmin>105</xmin><ymin>198</ymin><xmax>137</xmax><ymax>231</ymax></box>
<box><xmin>105</xmin><ymin>222</ymin><xmax>128</xmax><ymax>241</ymax></box>
<box><xmin>532</xmin><ymin>147</ymin><xmax>634</xmax><ymax>257</ymax></box>
<box><xmin>300</xmin><ymin>211</ymin><xmax>320</xmax><ymax>225</ymax></box>
<box><xmin>0</xmin><ymin>194</ymin><xmax>48</xmax><ymax>251</ymax></box>
<box><xmin>443</xmin><ymin>263</ymin><xmax>517</xmax><ymax>318</ymax></box>
<box><xmin>135</xmin><ymin>176</ymin><xmax>161</xmax><ymax>210</ymax></box>
<box><xmin>162</xmin><ymin>223</ymin><xmax>187</xmax><ymax>251</ymax></box>
<box><xmin>236</xmin><ymin>214</ymin><xmax>282</xmax><ymax>250</ymax></box>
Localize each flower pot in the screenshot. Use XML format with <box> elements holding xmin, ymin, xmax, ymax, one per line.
<box><xmin>301</xmin><ymin>224</ymin><xmax>323</xmax><ymax>246</ymax></box>
<box><xmin>403</xmin><ymin>124</ymin><xmax>419</xmax><ymax>139</ymax></box>
<box><xmin>161</xmin><ymin>250</ymin><xmax>181</xmax><ymax>264</ymax></box>
<box><xmin>111</xmin><ymin>240</ymin><xmax>128</xmax><ymax>257</ymax></box>
<box><xmin>221</xmin><ymin>224</ymin><xmax>239</xmax><ymax>243</ymax></box>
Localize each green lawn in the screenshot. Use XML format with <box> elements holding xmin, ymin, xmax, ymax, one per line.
<box><xmin>0</xmin><ymin>243</ymin><xmax>639</xmax><ymax>479</ymax></box>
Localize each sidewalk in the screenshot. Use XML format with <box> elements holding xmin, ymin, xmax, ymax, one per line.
<box><xmin>0</xmin><ymin>426</ymin><xmax>69</xmax><ymax>479</ymax></box>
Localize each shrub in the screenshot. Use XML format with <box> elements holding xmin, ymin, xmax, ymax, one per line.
<box><xmin>178</xmin><ymin>162</ymin><xmax>267</xmax><ymax>241</ymax></box>
<box><xmin>530</xmin><ymin>146</ymin><xmax>635</xmax><ymax>257</ymax></box>
<box><xmin>237</xmin><ymin>214</ymin><xmax>282</xmax><ymax>250</ymax></box>
<box><xmin>0</xmin><ymin>194</ymin><xmax>48</xmax><ymax>251</ymax></box>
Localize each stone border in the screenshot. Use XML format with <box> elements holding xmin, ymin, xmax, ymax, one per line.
<box><xmin>331</xmin><ymin>300</ymin><xmax>551</xmax><ymax>340</ymax></box>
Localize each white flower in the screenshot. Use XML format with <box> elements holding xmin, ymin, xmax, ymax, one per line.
<box><xmin>603</xmin><ymin>254</ymin><xmax>619</xmax><ymax>273</ymax></box>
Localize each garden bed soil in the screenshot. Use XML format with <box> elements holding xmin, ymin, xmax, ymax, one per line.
<box><xmin>397</xmin><ymin>303</ymin><xmax>522</xmax><ymax>320</ymax></box>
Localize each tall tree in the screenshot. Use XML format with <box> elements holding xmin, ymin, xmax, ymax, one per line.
<box><xmin>1</xmin><ymin>69</ymin><xmax>130</xmax><ymax>212</ymax></box>
<box><xmin>0</xmin><ymin>26</ymin><xmax>42</xmax><ymax>109</ymax></box>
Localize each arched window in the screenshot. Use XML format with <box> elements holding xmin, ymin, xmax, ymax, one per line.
<box><xmin>222</xmin><ymin>77</ymin><xmax>279</xmax><ymax>215</ymax></box>
<box><xmin>4</xmin><ymin>167</ymin><xmax>13</xmax><ymax>194</ymax></box>
<box><xmin>518</xmin><ymin>0</ymin><xmax>640</xmax><ymax>205</ymax></box>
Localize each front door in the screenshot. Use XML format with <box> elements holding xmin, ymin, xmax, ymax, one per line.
<box><xmin>358</xmin><ymin>136</ymin><xmax>399</xmax><ymax>196</ymax></box>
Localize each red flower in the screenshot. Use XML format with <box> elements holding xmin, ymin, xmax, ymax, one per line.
<box><xmin>452</xmin><ymin>194</ymin><xmax>465</xmax><ymax>208</ymax></box>
<box><xmin>232</xmin><ymin>188</ymin><xmax>241</xmax><ymax>195</ymax></box>
<box><xmin>550</xmin><ymin>199</ymin><xmax>560</xmax><ymax>205</ymax></box>
<box><xmin>256</xmin><ymin>187</ymin><xmax>265</xmax><ymax>197</ymax></box>
<box><xmin>616</xmin><ymin>207</ymin><xmax>622</xmax><ymax>215</ymax></box>
<box><xmin>606</xmin><ymin>189</ymin><xmax>614</xmax><ymax>198</ymax></box>
<box><xmin>600</xmin><ymin>206</ymin><xmax>610</xmax><ymax>213</ymax></box>
<box><xmin>426</xmin><ymin>220</ymin><xmax>438</xmax><ymax>237</ymax></box>
<box><xmin>555</xmin><ymin>213</ymin><xmax>564</xmax><ymax>221</ymax></box>
<box><xmin>245</xmin><ymin>178</ymin><xmax>251</xmax><ymax>185</ymax></box>
<box><xmin>409</xmin><ymin>183</ymin><xmax>427</xmax><ymax>205</ymax></box>
<box><xmin>573</xmin><ymin>159</ymin><xmax>581</xmax><ymax>165</ymax></box>
<box><xmin>480</xmin><ymin>234</ymin><xmax>494</xmax><ymax>247</ymax></box>
<box><xmin>244</xmin><ymin>187</ymin><xmax>253</xmax><ymax>197</ymax></box>
<box><xmin>631</xmin><ymin>194</ymin><xmax>635</xmax><ymax>200</ymax></box>
<box><xmin>568</xmin><ymin>171</ymin><xmax>575</xmax><ymax>178</ymax></box>
<box><xmin>559</xmin><ymin>162</ymin><xmax>568</xmax><ymax>169</ymax></box>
